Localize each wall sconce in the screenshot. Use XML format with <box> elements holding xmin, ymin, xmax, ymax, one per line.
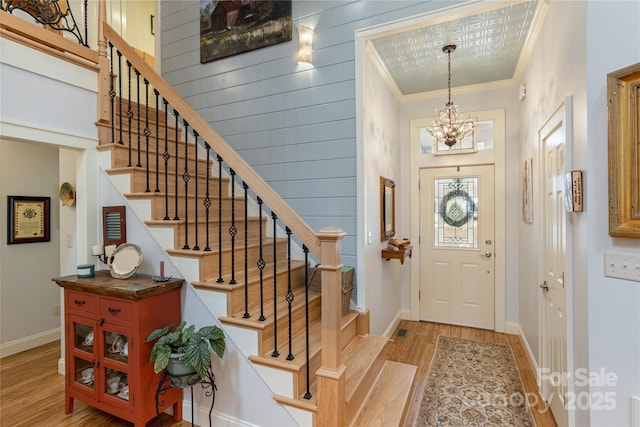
<box><xmin>298</xmin><ymin>26</ymin><xmax>313</xmax><ymax>64</ymax></box>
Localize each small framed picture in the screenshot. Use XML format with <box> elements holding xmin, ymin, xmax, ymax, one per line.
<box><xmin>7</xmin><ymin>196</ymin><xmax>50</xmax><ymax>244</ymax></box>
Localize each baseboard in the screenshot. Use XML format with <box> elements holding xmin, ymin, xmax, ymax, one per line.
<box><xmin>383</xmin><ymin>309</ymin><xmax>411</xmax><ymax>338</ymax></box>
<box><xmin>504</xmin><ymin>321</ymin><xmax>520</xmax><ymax>335</ymax></box>
<box><xmin>0</xmin><ymin>327</ymin><xmax>60</xmax><ymax>358</ymax></box>
<box><xmin>516</xmin><ymin>323</ymin><xmax>539</xmax><ymax>383</ymax></box>
<box><xmin>184</xmin><ymin>400</ymin><xmax>260</xmax><ymax>427</ymax></box>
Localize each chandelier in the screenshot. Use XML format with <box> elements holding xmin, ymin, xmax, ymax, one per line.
<box><xmin>427</xmin><ymin>44</ymin><xmax>475</xmax><ymax>148</ymax></box>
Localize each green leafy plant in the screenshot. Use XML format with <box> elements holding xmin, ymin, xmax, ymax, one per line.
<box><xmin>145</xmin><ymin>321</ymin><xmax>225</xmax><ymax>379</ymax></box>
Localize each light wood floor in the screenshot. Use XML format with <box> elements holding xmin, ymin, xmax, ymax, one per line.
<box><xmin>1</xmin><ymin>321</ymin><xmax>557</xmax><ymax>426</ymax></box>
<box><xmin>388</xmin><ymin>320</ymin><xmax>558</xmax><ymax>427</ymax></box>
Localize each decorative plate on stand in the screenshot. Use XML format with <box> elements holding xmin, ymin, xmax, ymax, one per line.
<box><xmin>109</xmin><ymin>243</ymin><xmax>143</xmax><ymax>279</ymax></box>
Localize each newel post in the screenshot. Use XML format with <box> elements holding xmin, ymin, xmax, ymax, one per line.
<box><xmin>96</xmin><ymin>0</ymin><xmax>110</xmax><ymax>131</ymax></box>
<box><xmin>316</xmin><ymin>226</ymin><xmax>346</xmax><ymax>427</ymax></box>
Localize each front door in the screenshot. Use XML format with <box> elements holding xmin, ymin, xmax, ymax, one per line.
<box><xmin>540</xmin><ymin>109</ymin><xmax>569</xmax><ymax>427</ymax></box>
<box><xmin>419</xmin><ymin>165</ymin><xmax>495</xmax><ymax>329</ymax></box>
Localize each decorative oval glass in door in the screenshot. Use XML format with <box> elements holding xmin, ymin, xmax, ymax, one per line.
<box><xmin>434</xmin><ymin>177</ymin><xmax>478</xmax><ymax>249</ymax></box>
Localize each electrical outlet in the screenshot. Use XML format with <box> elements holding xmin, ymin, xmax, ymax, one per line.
<box><xmin>53</xmin><ymin>304</ymin><xmax>61</xmax><ymax>316</ymax></box>
<box><xmin>604</xmin><ymin>251</ymin><xmax>640</xmax><ymax>282</ymax></box>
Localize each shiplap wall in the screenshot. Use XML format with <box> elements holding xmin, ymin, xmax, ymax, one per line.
<box><xmin>159</xmin><ymin>0</ymin><xmax>456</xmax><ymax>273</ymax></box>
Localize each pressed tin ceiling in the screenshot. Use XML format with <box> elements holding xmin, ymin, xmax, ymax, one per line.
<box><xmin>369</xmin><ymin>1</ymin><xmax>540</xmax><ymax>96</ymax></box>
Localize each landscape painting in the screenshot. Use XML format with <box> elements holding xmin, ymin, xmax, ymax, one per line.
<box><xmin>200</xmin><ymin>0</ymin><xmax>292</xmax><ymax>63</ymax></box>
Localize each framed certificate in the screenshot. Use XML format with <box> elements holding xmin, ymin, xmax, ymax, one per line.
<box><xmin>7</xmin><ymin>196</ymin><xmax>50</xmax><ymax>244</ymax></box>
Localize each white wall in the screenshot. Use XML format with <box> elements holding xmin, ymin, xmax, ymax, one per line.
<box><xmin>0</xmin><ymin>140</ymin><xmax>61</xmax><ymax>354</ymax></box>
<box><xmin>519</xmin><ymin>1</ymin><xmax>640</xmax><ymax>426</ymax></box>
<box><xmin>585</xmin><ymin>2</ymin><xmax>640</xmax><ymax>427</ymax></box>
<box><xmin>361</xmin><ymin>46</ymin><xmax>404</xmax><ymax>335</ymax></box>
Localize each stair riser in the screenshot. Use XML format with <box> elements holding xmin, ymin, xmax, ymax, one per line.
<box><xmin>147</xmin><ymin>196</ymin><xmax>248</xmax><ymax>222</ymax></box>
<box><xmin>105</xmin><ymin>144</ymin><xmax>210</xmax><ymax>174</ymax></box>
<box><xmin>173</xmin><ymin>219</ymin><xmax>264</xmax><ymax>250</ymax></box>
<box><xmin>198</xmin><ymin>240</ymin><xmax>288</xmax><ymax>281</ymax></box>
<box><xmin>227</xmin><ymin>265</ymin><xmax>307</xmax><ymax>317</ymax></box>
<box><xmin>257</xmin><ymin>296</ymin><xmax>321</xmax><ymax>357</ymax></box>
<box><xmin>125</xmin><ymin>169</ymin><xmax>227</xmax><ymax>196</ymax></box>
<box><xmin>346</xmin><ymin>354</ymin><xmax>387</xmax><ymax>424</ymax></box>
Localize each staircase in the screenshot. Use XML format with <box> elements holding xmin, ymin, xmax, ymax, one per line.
<box><xmin>96</xmin><ymin>21</ymin><xmax>417</xmax><ymax>427</ymax></box>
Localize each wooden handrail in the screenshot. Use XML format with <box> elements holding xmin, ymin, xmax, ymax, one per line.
<box><xmin>102</xmin><ymin>23</ymin><xmax>321</xmax><ymax>258</ymax></box>
<box><xmin>0</xmin><ymin>10</ymin><xmax>97</xmax><ymax>67</ymax></box>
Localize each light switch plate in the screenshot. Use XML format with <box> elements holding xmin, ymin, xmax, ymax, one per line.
<box><xmin>604</xmin><ymin>251</ymin><xmax>640</xmax><ymax>282</ymax></box>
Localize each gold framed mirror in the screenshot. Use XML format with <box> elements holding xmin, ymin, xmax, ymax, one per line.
<box><xmin>608</xmin><ymin>62</ymin><xmax>640</xmax><ymax>238</ymax></box>
<box><xmin>380</xmin><ymin>176</ymin><xmax>395</xmax><ymax>241</ymax></box>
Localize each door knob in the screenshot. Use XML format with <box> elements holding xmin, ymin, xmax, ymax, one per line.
<box><xmin>540</xmin><ymin>281</ymin><xmax>549</xmax><ymax>292</ymax></box>
<box><xmin>483</xmin><ymin>252</ymin><xmax>492</xmax><ymax>258</ymax></box>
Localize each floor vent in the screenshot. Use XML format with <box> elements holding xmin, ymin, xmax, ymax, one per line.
<box><xmin>397</xmin><ymin>328</ymin><xmax>408</xmax><ymax>337</ymax></box>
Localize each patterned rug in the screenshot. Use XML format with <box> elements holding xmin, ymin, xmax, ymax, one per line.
<box><xmin>416</xmin><ymin>336</ymin><xmax>536</xmax><ymax>426</ymax></box>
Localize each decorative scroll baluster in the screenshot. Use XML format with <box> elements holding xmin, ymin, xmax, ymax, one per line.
<box><xmin>108</xmin><ymin>42</ymin><xmax>115</xmax><ymax>144</ymax></box>
<box><xmin>204</xmin><ymin>143</ymin><xmax>212</xmax><ymax>252</ymax></box>
<box><xmin>242</xmin><ymin>181</ymin><xmax>250</xmax><ymax>319</ymax></box>
<box><xmin>135</xmin><ymin>69</ymin><xmax>141</xmax><ymax>167</ymax></box>
<box><xmin>126</xmin><ymin>60</ymin><xmax>132</xmax><ymax>166</ymax></box>
<box><xmin>192</xmin><ymin>130</ymin><xmax>200</xmax><ymax>251</ymax></box>
<box><xmin>303</xmin><ymin>245</ymin><xmax>312</xmax><ymax>399</ymax></box>
<box><xmin>229</xmin><ymin>169</ymin><xmax>237</xmax><ymax>285</ymax></box>
<box><xmin>257</xmin><ymin>197</ymin><xmax>266</xmax><ymax>321</ymax></box>
<box><xmin>173</xmin><ymin>109</ymin><xmax>180</xmax><ymax>220</ymax></box>
<box><xmin>154</xmin><ymin>89</ymin><xmax>160</xmax><ymax>192</ymax></box>
<box><xmin>271</xmin><ymin>212</ymin><xmax>279</xmax><ymax>357</ymax></box>
<box><xmin>117</xmin><ymin>50</ymin><xmax>123</xmax><ymax>145</ymax></box>
<box><xmin>285</xmin><ymin>227</ymin><xmax>294</xmax><ymax>361</ymax></box>
<box><xmin>216</xmin><ymin>155</ymin><xmax>224</xmax><ymax>283</ymax></box>
<box><xmin>182</xmin><ymin>119</ymin><xmax>191</xmax><ymax>250</ymax></box>
<box><xmin>143</xmin><ymin>78</ymin><xmax>150</xmax><ymax>192</ymax></box>
<box><xmin>162</xmin><ymin>98</ymin><xmax>170</xmax><ymax>220</ymax></box>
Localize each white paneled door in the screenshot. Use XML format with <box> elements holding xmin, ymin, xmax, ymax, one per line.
<box><xmin>540</xmin><ymin>110</ymin><xmax>569</xmax><ymax>427</ymax></box>
<box><xmin>419</xmin><ymin>165</ymin><xmax>495</xmax><ymax>329</ymax></box>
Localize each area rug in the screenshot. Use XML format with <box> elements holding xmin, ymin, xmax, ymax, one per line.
<box><xmin>416</xmin><ymin>336</ymin><xmax>536</xmax><ymax>426</ymax></box>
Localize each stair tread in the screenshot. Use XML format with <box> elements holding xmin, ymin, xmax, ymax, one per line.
<box><xmin>343</xmin><ymin>335</ymin><xmax>388</xmax><ymax>400</ymax></box>
<box><xmin>350</xmin><ymin>360</ymin><xmax>417</xmax><ymax>427</ymax></box>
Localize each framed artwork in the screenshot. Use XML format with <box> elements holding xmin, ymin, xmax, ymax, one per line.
<box><xmin>380</xmin><ymin>177</ymin><xmax>395</xmax><ymax>241</ymax></box>
<box><xmin>7</xmin><ymin>196</ymin><xmax>50</xmax><ymax>244</ymax></box>
<box><xmin>199</xmin><ymin>0</ymin><xmax>292</xmax><ymax>63</ymax></box>
<box><xmin>608</xmin><ymin>62</ymin><xmax>640</xmax><ymax>237</ymax></box>
<box><xmin>522</xmin><ymin>158</ymin><xmax>533</xmax><ymax>223</ymax></box>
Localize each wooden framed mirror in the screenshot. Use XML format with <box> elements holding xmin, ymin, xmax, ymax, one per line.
<box><xmin>380</xmin><ymin>177</ymin><xmax>395</xmax><ymax>241</ymax></box>
<box><xmin>608</xmin><ymin>62</ymin><xmax>640</xmax><ymax>238</ymax></box>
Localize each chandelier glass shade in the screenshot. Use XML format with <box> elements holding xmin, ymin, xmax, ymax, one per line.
<box><xmin>427</xmin><ymin>45</ymin><xmax>476</xmax><ymax>148</ymax></box>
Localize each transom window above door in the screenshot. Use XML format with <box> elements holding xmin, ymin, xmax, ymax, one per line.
<box><xmin>419</xmin><ymin>120</ymin><xmax>494</xmax><ymax>155</ymax></box>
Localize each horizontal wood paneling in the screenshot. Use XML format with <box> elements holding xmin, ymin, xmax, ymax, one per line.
<box><xmin>159</xmin><ymin>0</ymin><xmax>449</xmax><ymax>265</ymax></box>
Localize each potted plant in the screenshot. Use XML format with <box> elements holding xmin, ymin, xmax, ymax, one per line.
<box><xmin>145</xmin><ymin>321</ymin><xmax>225</xmax><ymax>379</ymax></box>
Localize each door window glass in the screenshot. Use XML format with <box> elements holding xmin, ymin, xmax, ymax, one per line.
<box><xmin>434</xmin><ymin>177</ymin><xmax>478</xmax><ymax>248</ymax></box>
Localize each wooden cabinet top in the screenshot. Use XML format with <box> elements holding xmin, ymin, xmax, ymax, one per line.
<box><xmin>53</xmin><ymin>270</ymin><xmax>183</xmax><ymax>300</ymax></box>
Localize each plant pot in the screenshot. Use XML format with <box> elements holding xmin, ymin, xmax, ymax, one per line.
<box><xmin>167</xmin><ymin>354</ymin><xmax>195</xmax><ymax>376</ymax></box>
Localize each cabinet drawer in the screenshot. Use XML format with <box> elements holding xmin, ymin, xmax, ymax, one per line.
<box><xmin>67</xmin><ymin>291</ymin><xmax>99</xmax><ymax>315</ymax></box>
<box><xmin>100</xmin><ymin>298</ymin><xmax>132</xmax><ymax>325</ymax></box>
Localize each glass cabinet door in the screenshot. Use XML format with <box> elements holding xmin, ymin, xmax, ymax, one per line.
<box><xmin>73</xmin><ymin>321</ymin><xmax>94</xmax><ymax>354</ymax></box>
<box><xmin>103</xmin><ymin>330</ymin><xmax>129</xmax><ymax>365</ymax></box>
<box><xmin>68</xmin><ymin>316</ymin><xmax>96</xmax><ymax>391</ymax></box>
<box><xmin>103</xmin><ymin>367</ymin><xmax>130</xmax><ymax>401</ymax></box>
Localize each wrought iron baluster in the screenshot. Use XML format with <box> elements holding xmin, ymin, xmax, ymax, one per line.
<box><xmin>242</xmin><ymin>181</ymin><xmax>250</xmax><ymax>319</ymax></box>
<box><xmin>216</xmin><ymin>155</ymin><xmax>224</xmax><ymax>283</ymax></box>
<box><xmin>204</xmin><ymin>143</ymin><xmax>212</xmax><ymax>252</ymax></box>
<box><xmin>192</xmin><ymin>130</ymin><xmax>200</xmax><ymax>251</ymax></box>
<box><xmin>162</xmin><ymin>98</ymin><xmax>170</xmax><ymax>220</ymax></box>
<box><xmin>117</xmin><ymin>50</ymin><xmax>123</xmax><ymax>145</ymax></box>
<box><xmin>84</xmin><ymin>0</ymin><xmax>87</xmax><ymax>47</ymax></box>
<box><xmin>173</xmin><ymin>109</ymin><xmax>180</xmax><ymax>220</ymax></box>
<box><xmin>271</xmin><ymin>212</ymin><xmax>279</xmax><ymax>357</ymax></box>
<box><xmin>303</xmin><ymin>245</ymin><xmax>312</xmax><ymax>399</ymax></box>
<box><xmin>144</xmin><ymin>78</ymin><xmax>150</xmax><ymax>192</ymax></box>
<box><xmin>154</xmin><ymin>89</ymin><xmax>160</xmax><ymax>192</ymax></box>
<box><xmin>135</xmin><ymin>69</ymin><xmax>141</xmax><ymax>167</ymax></box>
<box><xmin>257</xmin><ymin>197</ymin><xmax>266</xmax><ymax>321</ymax></box>
<box><xmin>182</xmin><ymin>119</ymin><xmax>190</xmax><ymax>250</ymax></box>
<box><xmin>229</xmin><ymin>169</ymin><xmax>237</xmax><ymax>285</ymax></box>
<box><xmin>286</xmin><ymin>227</ymin><xmax>294</xmax><ymax>361</ymax></box>
<box><xmin>126</xmin><ymin>60</ymin><xmax>132</xmax><ymax>166</ymax></box>
<box><xmin>108</xmin><ymin>42</ymin><xmax>115</xmax><ymax>144</ymax></box>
